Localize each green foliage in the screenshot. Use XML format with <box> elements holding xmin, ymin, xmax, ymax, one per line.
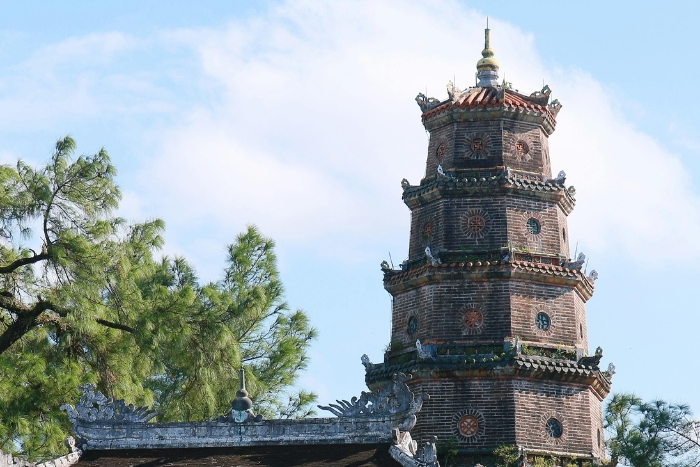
<box><xmin>605</xmin><ymin>393</ymin><xmax>700</xmax><ymax>467</ymax></box>
<box><xmin>0</xmin><ymin>138</ymin><xmax>317</xmax><ymax>461</ymax></box>
<box><xmin>389</xmin><ymin>340</ymin><xmax>404</xmax><ymax>352</ymax></box>
<box><xmin>436</xmin><ymin>437</ymin><xmax>458</xmax><ymax>467</ymax></box>
<box><xmin>493</xmin><ymin>444</ymin><xmax>519</xmax><ymax>467</ymax></box>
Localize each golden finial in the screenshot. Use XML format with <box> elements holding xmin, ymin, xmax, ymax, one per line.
<box><xmin>476</xmin><ymin>19</ymin><xmax>500</xmax><ymax>87</ymax></box>
<box><xmin>477</xmin><ymin>20</ymin><xmax>499</xmax><ymax>73</ymax></box>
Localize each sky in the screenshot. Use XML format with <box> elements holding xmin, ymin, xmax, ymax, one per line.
<box><xmin>1</xmin><ymin>1</ymin><xmax>699</xmax><ymax>415</ymax></box>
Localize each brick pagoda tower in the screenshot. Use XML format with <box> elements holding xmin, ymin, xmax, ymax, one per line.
<box><xmin>366</xmin><ymin>27</ymin><xmax>612</xmax><ymax>466</ymax></box>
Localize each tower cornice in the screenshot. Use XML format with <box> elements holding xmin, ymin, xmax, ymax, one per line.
<box><xmin>365</xmin><ymin>356</ymin><xmax>611</xmax><ymax>401</ymax></box>
<box><xmin>383</xmin><ymin>260</ymin><xmax>595</xmax><ymax>302</ymax></box>
<box><xmin>402</xmin><ymin>171</ymin><xmax>576</xmax><ymax>215</ymax></box>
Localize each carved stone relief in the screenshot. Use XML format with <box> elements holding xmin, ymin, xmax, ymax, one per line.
<box><xmin>61</xmin><ymin>383</ymin><xmax>159</xmax><ymax>425</ymax></box>
<box><xmin>531</xmin><ymin>303</ymin><xmax>556</xmax><ymax>337</ymax></box>
<box><xmin>465</xmin><ymin>133</ymin><xmax>491</xmax><ymax>160</ymax></box>
<box><xmin>506</xmin><ymin>132</ymin><xmax>535</xmax><ymax>162</ymax></box>
<box><xmin>461</xmin><ymin>303</ymin><xmax>487</xmax><ymax>336</ymax></box>
<box><xmin>318</xmin><ymin>372</ymin><xmax>429</xmax><ymax>432</ymax></box>
<box><xmin>452</xmin><ymin>409</ymin><xmax>486</xmax><ymax>442</ymax></box>
<box><xmin>433</xmin><ymin>136</ymin><xmax>450</xmax><ymax>164</ymax></box>
<box><xmin>460</xmin><ymin>208</ymin><xmax>490</xmax><ymax>241</ymax></box>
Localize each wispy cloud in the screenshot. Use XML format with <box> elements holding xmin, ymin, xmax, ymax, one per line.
<box><xmin>0</xmin><ymin>2</ymin><xmax>697</xmax><ymax>266</ymax></box>
<box><xmin>131</xmin><ymin>0</ymin><xmax>700</xmax><ymax>267</ymax></box>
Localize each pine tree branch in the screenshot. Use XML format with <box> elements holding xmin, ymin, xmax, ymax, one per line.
<box><xmin>96</xmin><ymin>318</ymin><xmax>135</xmax><ymax>333</ymax></box>
<box><xmin>0</xmin><ymin>251</ymin><xmax>49</xmax><ymax>274</ymax></box>
<box><xmin>0</xmin><ymin>298</ymin><xmax>64</xmax><ymax>354</ymax></box>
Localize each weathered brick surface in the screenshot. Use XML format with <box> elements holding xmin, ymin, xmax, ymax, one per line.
<box><xmin>508</xmin><ymin>282</ymin><xmax>587</xmax><ymax>349</ymax></box>
<box><xmin>501</xmin><ymin>121</ymin><xmax>551</xmax><ymax>177</ymax></box>
<box><xmin>391</xmin><ymin>280</ymin><xmax>511</xmax><ymax>346</ymax></box>
<box><xmin>424</xmin><ymin>119</ymin><xmax>552</xmax><ymax>178</ymax></box>
<box><xmin>408</xmin><ymin>377</ymin><xmax>517</xmax><ymax>448</ymax></box>
<box><xmin>512</xmin><ymin>379</ymin><xmax>602</xmax><ymax>457</ymax></box>
<box><xmin>407</xmin><ymin>376</ymin><xmax>602</xmax><ymax>458</ymax></box>
<box><xmin>390</xmin><ymin>279</ymin><xmax>587</xmax><ymax>351</ymax></box>
<box><xmin>408</xmin><ymin>196</ymin><xmax>570</xmax><ymax>261</ymax></box>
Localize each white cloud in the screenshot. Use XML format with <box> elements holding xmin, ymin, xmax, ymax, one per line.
<box><xmin>0</xmin><ymin>32</ymin><xmax>168</xmax><ymax>130</ymax></box>
<box><xmin>135</xmin><ymin>0</ymin><xmax>700</xmax><ymax>266</ymax></box>
<box><xmin>0</xmin><ymin>1</ymin><xmax>697</xmax><ymax>265</ymax></box>
<box><xmin>551</xmin><ymin>72</ymin><xmax>700</xmax><ymax>260</ymax></box>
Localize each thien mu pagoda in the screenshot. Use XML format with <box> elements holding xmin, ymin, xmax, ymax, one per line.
<box><xmin>366</xmin><ymin>25</ymin><xmax>613</xmax><ymax>466</ymax></box>
<box><xmin>0</xmin><ymin>27</ymin><xmax>612</xmax><ymax>467</ymax></box>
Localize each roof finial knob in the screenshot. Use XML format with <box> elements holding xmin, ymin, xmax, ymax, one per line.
<box><xmin>231</xmin><ymin>367</ymin><xmax>253</xmax><ymax>418</ymax></box>
<box><xmin>476</xmin><ymin>20</ymin><xmax>500</xmax><ymax>87</ymax></box>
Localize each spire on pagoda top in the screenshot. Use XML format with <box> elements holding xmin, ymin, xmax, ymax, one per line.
<box><xmin>476</xmin><ymin>19</ymin><xmax>499</xmax><ymax>87</ymax></box>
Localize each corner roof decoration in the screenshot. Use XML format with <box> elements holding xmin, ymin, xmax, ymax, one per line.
<box><xmin>317</xmin><ymin>372</ymin><xmax>429</xmax><ymax>432</ymax></box>
<box><xmin>0</xmin><ymin>437</ymin><xmax>81</xmax><ymax>467</ymax></box>
<box><xmin>60</xmin><ymin>383</ymin><xmax>158</xmax><ymax>425</ymax></box>
<box><xmin>60</xmin><ymin>361</ymin><xmax>439</xmax><ymax>467</ymax></box>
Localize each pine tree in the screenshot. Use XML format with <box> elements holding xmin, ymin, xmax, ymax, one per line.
<box><xmin>605</xmin><ymin>393</ymin><xmax>700</xmax><ymax>466</ymax></box>
<box><xmin>0</xmin><ymin>138</ymin><xmax>317</xmax><ymax>461</ymax></box>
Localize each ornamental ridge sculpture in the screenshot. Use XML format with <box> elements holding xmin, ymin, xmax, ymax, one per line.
<box><xmin>60</xmin><ymin>383</ymin><xmax>158</xmax><ymax>426</ymax></box>
<box><xmin>318</xmin><ymin>372</ymin><xmax>429</xmax><ymax>432</ymax></box>
<box><xmin>59</xmin><ymin>363</ymin><xmax>436</xmax><ymax>463</ymax></box>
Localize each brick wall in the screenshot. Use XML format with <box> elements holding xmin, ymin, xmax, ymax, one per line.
<box><xmin>513</xmin><ymin>379</ymin><xmax>601</xmax><ymax>456</ymax></box>
<box><xmin>408</xmin><ymin>195</ymin><xmax>570</xmax><ymax>262</ymax></box>
<box><xmin>391</xmin><ymin>280</ymin><xmax>511</xmax><ymax>347</ymax></box>
<box><xmin>505</xmin><ymin>197</ymin><xmax>568</xmax><ymax>257</ymax></box>
<box><xmin>408</xmin><ymin>376</ymin><xmax>602</xmax><ymax>458</ymax></box>
<box><xmin>390</xmin><ymin>278</ymin><xmax>586</xmax><ymax>351</ymax></box>
<box><xmin>425</xmin><ymin>119</ymin><xmax>553</xmax><ymax>178</ymax></box>
<box><xmin>409</xmin><ymin>377</ymin><xmax>517</xmax><ymax>448</ymax></box>
<box><xmin>509</xmin><ymin>281</ymin><xmax>585</xmax><ymax>350</ymax></box>
<box><xmin>501</xmin><ymin>121</ymin><xmax>551</xmax><ymax>176</ymax></box>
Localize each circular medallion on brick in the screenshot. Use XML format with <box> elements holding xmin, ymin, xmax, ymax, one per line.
<box><xmin>434</xmin><ymin>136</ymin><xmax>450</xmax><ymax>162</ymax></box>
<box><xmin>460</xmin><ymin>208</ymin><xmax>490</xmax><ymax>240</ymax></box>
<box><xmin>540</xmin><ymin>412</ymin><xmax>567</xmax><ymax>445</ymax></box>
<box><xmin>421</xmin><ymin>220</ymin><xmax>435</xmax><ymax>247</ymax></box>
<box><xmin>459</xmin><ymin>415</ymin><xmax>479</xmax><ymax>436</ymax></box>
<box><xmin>546</xmin><ymin>418</ymin><xmax>563</xmax><ymax>438</ymax></box>
<box><xmin>465</xmin><ymin>133</ymin><xmax>491</xmax><ymax>159</ymax></box>
<box><xmin>452</xmin><ymin>409</ymin><xmax>485</xmax><ymax>442</ymax></box>
<box><xmin>406</xmin><ymin>310</ymin><xmax>421</xmax><ymax>339</ymax></box>
<box><xmin>515</xmin><ymin>140</ymin><xmax>529</xmax><ymax>156</ymax></box>
<box><xmin>535</xmin><ymin>312</ymin><xmax>550</xmax><ymax>331</ymax></box>
<box><xmin>526</xmin><ymin>218</ymin><xmax>541</xmax><ymax>235</ymax></box>
<box><xmin>531</xmin><ymin>304</ymin><xmax>555</xmax><ymax>336</ymax></box>
<box><xmin>521</xmin><ymin>211</ymin><xmax>545</xmax><ymax>243</ymax></box>
<box><xmin>464</xmin><ymin>309</ymin><xmax>483</xmax><ymax>330</ymax></box>
<box><xmin>505</xmin><ymin>132</ymin><xmax>534</xmax><ymax>162</ymax></box>
<box><xmin>407</xmin><ymin>316</ymin><xmax>418</xmax><ymax>336</ymax></box>
<box><xmin>461</xmin><ymin>304</ymin><xmax>486</xmax><ymax>335</ymax></box>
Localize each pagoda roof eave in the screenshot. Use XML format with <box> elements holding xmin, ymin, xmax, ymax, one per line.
<box><xmin>419</xmin><ymin>87</ymin><xmax>560</xmax><ymax>135</ymax></box>
<box><xmin>383</xmin><ymin>261</ymin><xmax>595</xmax><ymax>302</ymax></box>
<box><xmin>365</xmin><ymin>355</ymin><xmax>611</xmax><ymax>401</ymax></box>
<box><xmin>402</xmin><ymin>172</ymin><xmax>576</xmax><ymax>215</ymax></box>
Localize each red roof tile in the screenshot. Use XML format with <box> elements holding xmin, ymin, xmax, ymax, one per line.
<box><xmin>422</xmin><ymin>87</ymin><xmax>557</xmax><ymax>123</ymax></box>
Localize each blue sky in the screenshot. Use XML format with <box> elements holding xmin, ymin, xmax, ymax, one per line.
<box><xmin>1</xmin><ymin>1</ymin><xmax>699</xmax><ymax>415</ymax></box>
